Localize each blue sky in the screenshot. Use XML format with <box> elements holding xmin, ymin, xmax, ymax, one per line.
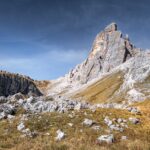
<box><xmin>0</xmin><ymin>0</ymin><xmax>150</xmax><ymax>80</ymax></box>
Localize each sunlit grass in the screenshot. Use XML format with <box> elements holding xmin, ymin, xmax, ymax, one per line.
<box><xmin>0</xmin><ymin>103</ymin><xmax>149</xmax><ymax>150</ymax></box>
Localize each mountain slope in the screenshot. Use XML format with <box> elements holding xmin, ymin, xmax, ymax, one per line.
<box><xmin>46</xmin><ymin>23</ymin><xmax>150</xmax><ymax>105</ymax></box>
<box><xmin>71</xmin><ymin>52</ymin><xmax>150</xmax><ymax>104</ymax></box>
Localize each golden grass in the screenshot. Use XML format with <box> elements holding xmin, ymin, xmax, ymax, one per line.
<box><xmin>0</xmin><ymin>104</ymin><xmax>149</xmax><ymax>150</ymax></box>
<box><xmin>35</xmin><ymin>80</ymin><xmax>51</xmax><ymax>95</ymax></box>
<box><xmin>73</xmin><ymin>71</ymin><xmax>125</xmax><ymax>104</ymax></box>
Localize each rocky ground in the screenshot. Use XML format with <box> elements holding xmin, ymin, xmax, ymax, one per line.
<box><xmin>0</xmin><ymin>93</ymin><xmax>149</xmax><ymax>150</ymax></box>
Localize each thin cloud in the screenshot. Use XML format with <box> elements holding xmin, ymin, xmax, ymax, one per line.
<box><xmin>0</xmin><ymin>49</ymin><xmax>88</xmax><ymax>80</ymax></box>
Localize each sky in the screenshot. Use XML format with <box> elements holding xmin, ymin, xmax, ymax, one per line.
<box><xmin>0</xmin><ymin>0</ymin><xmax>150</xmax><ymax>80</ymax></box>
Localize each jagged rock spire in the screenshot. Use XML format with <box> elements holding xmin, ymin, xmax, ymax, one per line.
<box><xmin>67</xmin><ymin>23</ymin><xmax>139</xmax><ymax>85</ymax></box>
<box><xmin>104</xmin><ymin>22</ymin><xmax>117</xmax><ymax>32</ymax></box>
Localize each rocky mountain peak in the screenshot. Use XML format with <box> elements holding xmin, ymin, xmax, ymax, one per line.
<box><xmin>104</xmin><ymin>22</ymin><xmax>117</xmax><ymax>32</ymax></box>
<box><xmin>67</xmin><ymin>23</ymin><xmax>139</xmax><ymax>85</ymax></box>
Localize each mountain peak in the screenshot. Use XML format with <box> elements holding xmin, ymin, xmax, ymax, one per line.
<box><xmin>67</xmin><ymin>23</ymin><xmax>139</xmax><ymax>85</ymax></box>
<box><xmin>104</xmin><ymin>22</ymin><xmax>117</xmax><ymax>32</ymax></box>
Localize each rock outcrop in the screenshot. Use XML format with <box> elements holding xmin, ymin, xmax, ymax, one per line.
<box><xmin>67</xmin><ymin>23</ymin><xmax>140</xmax><ymax>85</ymax></box>
<box><xmin>0</xmin><ymin>71</ymin><xmax>42</xmax><ymax>97</ymax></box>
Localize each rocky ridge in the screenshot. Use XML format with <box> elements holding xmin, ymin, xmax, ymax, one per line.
<box><xmin>0</xmin><ymin>71</ymin><xmax>42</xmax><ymax>97</ymax></box>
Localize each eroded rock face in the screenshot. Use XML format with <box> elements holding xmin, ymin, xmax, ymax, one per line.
<box><xmin>67</xmin><ymin>23</ymin><xmax>139</xmax><ymax>85</ymax></box>
<box><xmin>0</xmin><ymin>71</ymin><xmax>42</xmax><ymax>97</ymax></box>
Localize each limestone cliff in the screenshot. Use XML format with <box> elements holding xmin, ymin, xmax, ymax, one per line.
<box><xmin>0</xmin><ymin>71</ymin><xmax>42</xmax><ymax>97</ymax></box>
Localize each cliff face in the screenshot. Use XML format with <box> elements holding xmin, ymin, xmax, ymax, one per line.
<box><xmin>0</xmin><ymin>71</ymin><xmax>42</xmax><ymax>97</ymax></box>
<box><xmin>67</xmin><ymin>23</ymin><xmax>140</xmax><ymax>85</ymax></box>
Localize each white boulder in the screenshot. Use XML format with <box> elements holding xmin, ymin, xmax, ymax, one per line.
<box><xmin>55</xmin><ymin>130</ymin><xmax>65</xmax><ymax>141</ymax></box>
<box><xmin>17</xmin><ymin>122</ymin><xmax>25</xmax><ymax>131</ymax></box>
<box><xmin>97</xmin><ymin>134</ymin><xmax>114</xmax><ymax>144</ymax></box>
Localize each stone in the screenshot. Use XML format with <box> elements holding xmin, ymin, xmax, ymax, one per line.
<box><xmin>22</xmin><ymin>96</ymin><xmax>90</xmax><ymax>114</ymax></box>
<box><xmin>109</xmin><ymin>124</ymin><xmax>124</xmax><ymax>132</ymax></box>
<box><xmin>22</xmin><ymin>128</ymin><xmax>38</xmax><ymax>138</ymax></box>
<box><xmin>117</xmin><ymin>118</ymin><xmax>123</xmax><ymax>123</ymax></box>
<box><xmin>120</xmin><ymin>123</ymin><xmax>128</xmax><ymax>128</ymax></box>
<box><xmin>7</xmin><ymin>114</ymin><xmax>15</xmax><ymax>120</ymax></box>
<box><xmin>82</xmin><ymin>118</ymin><xmax>95</xmax><ymax>127</ymax></box>
<box><xmin>121</xmin><ymin>136</ymin><xmax>127</xmax><ymax>140</ymax></box>
<box><xmin>130</xmin><ymin>107</ymin><xmax>141</xmax><ymax>115</ymax></box>
<box><xmin>0</xmin><ymin>112</ymin><xmax>6</xmax><ymax>120</ymax></box>
<box><xmin>112</xmin><ymin>118</ymin><xmax>117</xmax><ymax>122</ymax></box>
<box><xmin>17</xmin><ymin>122</ymin><xmax>25</xmax><ymax>131</ymax></box>
<box><xmin>129</xmin><ymin>117</ymin><xmax>140</xmax><ymax>124</ymax></box>
<box><xmin>68</xmin><ymin>123</ymin><xmax>73</xmax><ymax>127</ymax></box>
<box><xmin>97</xmin><ymin>134</ymin><xmax>114</xmax><ymax>144</ymax></box>
<box><xmin>123</xmin><ymin>119</ymin><xmax>127</xmax><ymax>123</ymax></box>
<box><xmin>9</xmin><ymin>93</ymin><xmax>25</xmax><ymax>103</ymax></box>
<box><xmin>92</xmin><ymin>125</ymin><xmax>101</xmax><ymax>130</ymax></box>
<box><xmin>26</xmin><ymin>96</ymin><xmax>36</xmax><ymax>103</ymax></box>
<box><xmin>55</xmin><ymin>130</ymin><xmax>65</xmax><ymax>141</ymax></box>
<box><xmin>18</xmin><ymin>99</ymin><xmax>25</xmax><ymax>106</ymax></box>
<box><xmin>45</xmin><ymin>133</ymin><xmax>50</xmax><ymax>136</ymax></box>
<box><xmin>104</xmin><ymin>116</ymin><xmax>112</xmax><ymax>126</ymax></box>
<box><xmin>74</xmin><ymin>103</ymin><xmax>82</xmax><ymax>110</ymax></box>
<box><xmin>0</xmin><ymin>104</ymin><xmax>16</xmax><ymax>115</ymax></box>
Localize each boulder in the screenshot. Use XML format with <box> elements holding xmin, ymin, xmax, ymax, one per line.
<box><xmin>0</xmin><ymin>104</ymin><xmax>16</xmax><ymax>115</ymax></box>
<box><xmin>129</xmin><ymin>117</ymin><xmax>140</xmax><ymax>124</ymax></box>
<box><xmin>0</xmin><ymin>112</ymin><xmax>7</xmax><ymax>120</ymax></box>
<box><xmin>68</xmin><ymin>123</ymin><xmax>73</xmax><ymax>127</ymax></box>
<box><xmin>82</xmin><ymin>118</ymin><xmax>95</xmax><ymax>127</ymax></box>
<box><xmin>104</xmin><ymin>116</ymin><xmax>112</xmax><ymax>126</ymax></box>
<box><xmin>97</xmin><ymin>134</ymin><xmax>114</xmax><ymax>144</ymax></box>
<box><xmin>55</xmin><ymin>130</ymin><xmax>65</xmax><ymax>141</ymax></box>
<box><xmin>17</xmin><ymin>122</ymin><xmax>25</xmax><ymax>131</ymax></box>
<box><xmin>92</xmin><ymin>125</ymin><xmax>101</xmax><ymax>130</ymax></box>
<box><xmin>109</xmin><ymin>124</ymin><xmax>124</xmax><ymax>132</ymax></box>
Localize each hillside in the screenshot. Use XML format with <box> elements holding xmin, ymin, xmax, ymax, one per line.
<box><xmin>71</xmin><ymin>51</ymin><xmax>150</xmax><ymax>104</ymax></box>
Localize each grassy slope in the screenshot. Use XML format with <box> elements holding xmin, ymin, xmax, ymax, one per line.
<box><xmin>0</xmin><ymin>102</ymin><xmax>150</xmax><ymax>150</ymax></box>
<box><xmin>73</xmin><ymin>71</ymin><xmax>125</xmax><ymax>104</ymax></box>
<box><xmin>35</xmin><ymin>80</ymin><xmax>51</xmax><ymax>95</ymax></box>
